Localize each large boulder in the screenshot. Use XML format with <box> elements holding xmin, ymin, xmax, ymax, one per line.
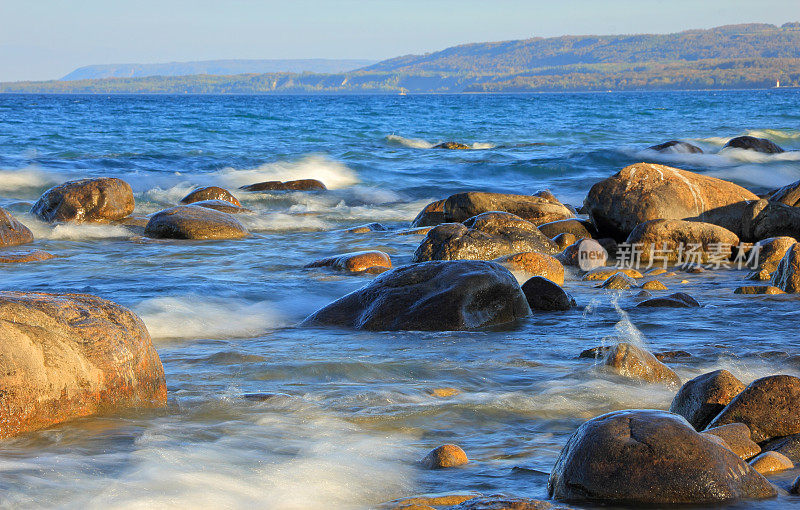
<box><xmin>443</xmin><ymin>192</ymin><xmax>574</xmax><ymax>226</ymax></box>
<box><xmin>412</xmin><ymin>212</ymin><xmax>557</xmax><ymax>262</ymax></box>
<box><xmin>31</xmin><ymin>177</ymin><xmax>135</xmax><ymax>223</ymax></box>
<box><xmin>411</xmin><ymin>199</ymin><xmax>446</xmax><ymax>227</ymax></box>
<box><xmin>521</xmin><ymin>276</ymin><xmax>575</xmax><ymax>311</ymax></box>
<box><xmin>625</xmin><ymin>219</ymin><xmax>739</xmax><ymax>263</ymax></box>
<box><xmin>584</xmin><ymin>163</ymin><xmax>758</xmax><ymax>240</ymax></box>
<box><xmin>772</xmin><ymin>243</ymin><xmax>800</xmax><ymax>293</ymax></box>
<box><xmin>0</xmin><ymin>292</ymin><xmax>167</xmax><ymax>438</ymax></box>
<box><xmin>179</xmin><ymin>186</ymin><xmax>241</xmax><ymax>206</ymax></box>
<box><xmin>601</xmin><ymin>342</ymin><xmax>680</xmax><ymax>386</ymax></box>
<box><xmin>240</xmin><ymin>179</ymin><xmax>326</xmax><ymax>192</ymax></box>
<box><xmin>770</xmin><ymin>179</ymin><xmax>800</xmax><ymax>207</ymax></box>
<box><xmin>302</xmin><ymin>260</ymin><xmax>530</xmax><ymax>331</ymax></box>
<box><xmin>647</xmin><ymin>140</ymin><xmax>703</xmax><ymax>154</ymax></box>
<box><xmin>707</xmin><ymin>375</ymin><xmax>800</xmax><ymax>442</ymax></box>
<box><xmin>144</xmin><ymin>205</ymin><xmax>249</xmax><ymax>240</ymax></box>
<box><xmin>547</xmin><ymin>409</ymin><xmax>776</xmax><ymax>505</ymax></box>
<box><xmin>0</xmin><ymin>208</ymin><xmax>34</xmax><ymax>247</ymax></box>
<box><xmin>669</xmin><ymin>369</ymin><xmax>746</xmax><ymax>429</ymax></box>
<box><xmin>741</xmin><ymin>199</ymin><xmax>800</xmax><ymax>242</ymax></box>
<box><xmin>723</xmin><ymin>136</ymin><xmax>784</xmax><ymax>154</ymax></box>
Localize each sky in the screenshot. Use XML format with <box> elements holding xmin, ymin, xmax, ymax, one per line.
<box><xmin>1</xmin><ymin>0</ymin><xmax>799</xmax><ymax>82</ymax></box>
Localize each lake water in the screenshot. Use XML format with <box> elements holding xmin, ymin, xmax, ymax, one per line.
<box><xmin>1</xmin><ymin>91</ymin><xmax>800</xmax><ymax>509</ymax></box>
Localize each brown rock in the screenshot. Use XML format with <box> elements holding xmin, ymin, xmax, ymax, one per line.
<box><xmin>411</xmin><ymin>199</ymin><xmax>446</xmax><ymax>227</ymax></box>
<box><xmin>637</xmin><ymin>292</ymin><xmax>700</xmax><ymax>308</ymax></box>
<box><xmin>420</xmin><ymin>444</ymin><xmax>468</xmax><ymax>469</ymax></box>
<box><xmin>741</xmin><ymin>199</ymin><xmax>800</xmax><ymax>242</ymax></box>
<box><xmin>189</xmin><ymin>199</ymin><xmax>250</xmax><ymax>214</ymax></box>
<box><xmin>734</xmin><ymin>286</ymin><xmax>785</xmax><ymax>295</ymax></box>
<box><xmin>0</xmin><ymin>250</ymin><xmax>55</xmax><ymax>264</ymax></box>
<box><xmin>538</xmin><ymin>219</ymin><xmax>594</xmax><ymax>239</ymax></box>
<box><xmin>746</xmin><ymin>269</ymin><xmax>772</xmax><ymax>281</ymax></box>
<box><xmin>397</xmin><ymin>226</ymin><xmax>434</xmax><ymax>236</ymax></box>
<box><xmin>179</xmin><ymin>186</ymin><xmax>241</xmax><ymax>206</ymax></box>
<box><xmin>598</xmin><ymin>273</ymin><xmax>636</xmax><ymax>290</ymax></box>
<box><xmin>557</xmin><ymin>239</ymin><xmax>608</xmax><ymax>270</ymax></box>
<box><xmin>144</xmin><ymin>205</ymin><xmax>249</xmax><ymax>240</ymax></box>
<box><xmin>749</xmin><ymin>451</ymin><xmax>793</xmax><ymax>474</ymax></box>
<box><xmin>31</xmin><ymin>178</ymin><xmax>135</xmax><ymax>223</ymax></box>
<box><xmin>0</xmin><ymin>292</ymin><xmax>167</xmax><ymax>439</ymax></box>
<box><xmin>551</xmin><ymin>233</ymin><xmax>578</xmax><ymax>251</ymax></box>
<box><xmin>429</xmin><ymin>387</ymin><xmax>460</xmax><ymax>398</ymax></box>
<box><xmin>642</xmin><ymin>280</ymin><xmax>668</xmax><ymax>290</ymax></box>
<box><xmin>305</xmin><ymin>250</ymin><xmax>392</xmax><ymax>273</ymax></box>
<box><xmin>494</xmin><ymin>252</ymin><xmax>564</xmax><ymax>285</ymax></box>
<box><xmin>521</xmin><ymin>276</ymin><xmax>575</xmax><ymax>311</ymax></box>
<box><xmin>547</xmin><ymin>409</ymin><xmax>776</xmax><ymax>504</ymax></box>
<box><xmin>581</xmin><ymin>267</ymin><xmax>642</xmax><ymax>281</ymax></box>
<box><xmin>754</xmin><ymin>236</ymin><xmax>796</xmax><ymax>272</ymax></box>
<box><xmin>770</xmin><ymin>179</ymin><xmax>800</xmax><ymax>207</ymax></box>
<box><xmin>625</xmin><ymin>219</ymin><xmax>739</xmax><ymax>263</ymax></box>
<box><xmin>647</xmin><ymin>268</ymin><xmax>668</xmax><ymax>276</ymax></box>
<box><xmin>704</xmin><ymin>423</ymin><xmax>761</xmax><ymax>460</ymax></box>
<box><xmin>382</xmin><ymin>493</ymin><xmax>480</xmax><ymax>509</ymax></box>
<box><xmin>772</xmin><ymin>243</ymin><xmax>800</xmax><ymax>293</ymax></box>
<box><xmin>602</xmin><ymin>343</ymin><xmax>680</xmax><ymax>386</ymax></box>
<box><xmin>240</xmin><ymin>179</ymin><xmax>326</xmax><ymax>191</ymax></box>
<box><xmin>763</xmin><ymin>433</ymin><xmax>800</xmax><ymax>463</ymax></box>
<box><xmin>443</xmin><ymin>192</ymin><xmax>574</xmax><ymax>226</ymax></box>
<box><xmin>455</xmin><ymin>496</ymin><xmax>557</xmax><ymax>509</ymax></box>
<box><xmin>433</xmin><ymin>141</ymin><xmax>471</xmax><ymax>150</ymax></box>
<box><xmin>0</xmin><ymin>208</ymin><xmax>34</xmax><ymax>247</ymax></box>
<box><xmin>670</xmin><ymin>370</ymin><xmax>746</xmax><ymax>429</ymax></box>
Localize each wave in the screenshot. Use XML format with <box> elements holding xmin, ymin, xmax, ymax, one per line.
<box><xmin>0</xmin><ymin>167</ymin><xmax>62</xmax><ymax>195</ymax></box>
<box><xmin>22</xmin><ymin>216</ymin><xmax>133</xmax><ymax>240</ymax></box>
<box><xmin>215</xmin><ymin>155</ymin><xmax>358</xmax><ymax>190</ymax></box>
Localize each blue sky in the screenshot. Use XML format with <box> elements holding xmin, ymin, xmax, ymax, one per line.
<box><xmin>1</xmin><ymin>0</ymin><xmax>799</xmax><ymax>81</ymax></box>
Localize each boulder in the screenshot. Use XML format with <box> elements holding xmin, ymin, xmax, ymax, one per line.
<box><xmin>601</xmin><ymin>343</ymin><xmax>680</xmax><ymax>386</ymax></box>
<box><xmin>754</xmin><ymin>236</ymin><xmax>796</xmax><ymax>272</ymax></box>
<box><xmin>240</xmin><ymin>179</ymin><xmax>326</xmax><ymax>191</ymax></box>
<box><xmin>420</xmin><ymin>444</ymin><xmax>469</xmax><ymax>469</ymax></box>
<box><xmin>584</xmin><ymin>163</ymin><xmax>758</xmax><ymax>240</ymax></box>
<box><xmin>704</xmin><ymin>423</ymin><xmax>761</xmax><ymax>460</ymax></box>
<box><xmin>552</xmin><ymin>233</ymin><xmax>578</xmax><ymax>251</ymax></box>
<box><xmin>179</xmin><ymin>186</ymin><xmax>241</xmax><ymax>206</ymax></box>
<box><xmin>0</xmin><ymin>250</ymin><xmax>55</xmax><ymax>264</ymax></box>
<box><xmin>770</xmin><ymin>179</ymin><xmax>800</xmax><ymax>207</ymax></box>
<box><xmin>625</xmin><ymin>219</ymin><xmax>739</xmax><ymax>263</ymax></box>
<box><xmin>411</xmin><ymin>199</ymin><xmax>446</xmax><ymax>227</ymax></box>
<box><xmin>493</xmin><ymin>252</ymin><xmax>564</xmax><ymax>285</ymax></box>
<box><xmin>557</xmin><ymin>239</ymin><xmax>608</xmax><ymax>270</ymax></box>
<box><xmin>413</xmin><ymin>213</ymin><xmax>557</xmax><ymax>262</ymax></box>
<box><xmin>669</xmin><ymin>369</ymin><xmax>746</xmax><ymax>429</ymax></box>
<box><xmin>547</xmin><ymin>409</ymin><xmax>776</xmax><ymax>505</ymax></box>
<box><xmin>772</xmin><ymin>243</ymin><xmax>800</xmax><ymax>293</ymax></box>
<box><xmin>741</xmin><ymin>199</ymin><xmax>800</xmax><ymax>242</ymax></box>
<box><xmin>749</xmin><ymin>452</ymin><xmax>793</xmax><ymax>474</ymax></box>
<box><xmin>0</xmin><ymin>292</ymin><xmax>167</xmax><ymax>438</ymax></box>
<box><xmin>189</xmin><ymin>199</ymin><xmax>249</xmax><ymax>214</ymax></box>
<box><xmin>763</xmin><ymin>433</ymin><xmax>800</xmax><ymax>463</ymax></box>
<box><xmin>521</xmin><ymin>276</ymin><xmax>575</xmax><ymax>311</ymax></box>
<box><xmin>707</xmin><ymin>375</ymin><xmax>800</xmax><ymax>442</ymax></box>
<box><xmin>734</xmin><ymin>286</ymin><xmax>785</xmax><ymax>295</ymax></box>
<box><xmin>433</xmin><ymin>141</ymin><xmax>471</xmax><ymax>150</ymax></box>
<box><xmin>144</xmin><ymin>205</ymin><xmax>249</xmax><ymax>240</ymax></box>
<box><xmin>599</xmin><ymin>273</ymin><xmax>636</xmax><ymax>290</ymax></box>
<box><xmin>647</xmin><ymin>140</ymin><xmax>704</xmax><ymax>154</ymax></box>
<box><xmin>723</xmin><ymin>136</ymin><xmax>784</xmax><ymax>154</ymax></box>
<box><xmin>637</xmin><ymin>292</ymin><xmax>700</xmax><ymax>308</ymax></box>
<box><xmin>537</xmin><ymin>219</ymin><xmax>594</xmax><ymax>240</ymax></box>
<box><xmin>302</xmin><ymin>260</ymin><xmax>530</xmax><ymax>331</ymax></box>
<box><xmin>305</xmin><ymin>250</ymin><xmax>392</xmax><ymax>273</ymax></box>
<box><xmin>0</xmin><ymin>208</ymin><xmax>34</xmax><ymax>247</ymax></box>
<box><xmin>443</xmin><ymin>192</ymin><xmax>574</xmax><ymax>226</ymax></box>
<box><xmin>31</xmin><ymin>177</ymin><xmax>135</xmax><ymax>223</ymax></box>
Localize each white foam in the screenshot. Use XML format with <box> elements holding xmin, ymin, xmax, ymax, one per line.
<box><xmin>240</xmin><ymin>213</ymin><xmax>332</xmax><ymax>232</ymax></box>
<box><xmin>22</xmin><ymin>216</ymin><xmax>132</xmax><ymax>240</ymax></box>
<box><xmin>386</xmin><ymin>134</ymin><xmax>434</xmax><ymax>149</ymax></box>
<box><xmin>216</xmin><ymin>155</ymin><xmax>358</xmax><ymax>190</ymax></box>
<box><xmin>471</xmin><ymin>142</ymin><xmax>496</xmax><ymax>150</ymax></box>
<box><xmin>135</xmin><ymin>295</ymin><xmax>287</xmax><ymax>342</ymax></box>
<box><xmin>0</xmin><ymin>167</ymin><xmax>61</xmax><ymax>194</ymax></box>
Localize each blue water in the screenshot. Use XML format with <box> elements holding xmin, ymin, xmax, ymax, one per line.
<box><xmin>0</xmin><ymin>91</ymin><xmax>800</xmax><ymax>509</ymax></box>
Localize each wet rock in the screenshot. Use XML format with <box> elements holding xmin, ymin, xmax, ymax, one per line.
<box><xmin>724</xmin><ymin>136</ymin><xmax>784</xmax><ymax>154</ymax></box>
<box><xmin>749</xmin><ymin>451</ymin><xmax>793</xmax><ymax>474</ymax></box>
<box><xmin>179</xmin><ymin>186</ymin><xmax>241</xmax><ymax>206</ymax></box>
<box><xmin>599</xmin><ymin>273</ymin><xmax>636</xmax><ymax>290</ymax></box>
<box><xmin>382</xmin><ymin>493</ymin><xmax>480</xmax><ymax>509</ymax></box>
<box><xmin>144</xmin><ymin>205</ymin><xmax>249</xmax><ymax>240</ymax></box>
<box><xmin>654</xmin><ymin>350</ymin><xmax>692</xmax><ymax>362</ymax></box>
<box><xmin>421</xmin><ymin>444</ymin><xmax>469</xmax><ymax>469</ymax></box>
<box><xmin>397</xmin><ymin>226</ymin><xmax>434</xmax><ymax>236</ymax></box>
<box><xmin>494</xmin><ymin>252</ymin><xmax>564</xmax><ymax>285</ymax></box>
<box><xmin>346</xmin><ymin>222</ymin><xmax>388</xmax><ymax>233</ymax></box>
<box><xmin>455</xmin><ymin>496</ymin><xmax>557</xmax><ymax>509</ymax></box>
<box><xmin>189</xmin><ymin>199</ymin><xmax>250</xmax><ymax>214</ymax></box>
<box><xmin>754</xmin><ymin>236</ymin><xmax>796</xmax><ymax>272</ymax></box>
<box><xmin>707</xmin><ymin>375</ymin><xmax>800</xmax><ymax>442</ymax></box>
<box><xmin>741</xmin><ymin>199</ymin><xmax>800</xmax><ymax>242</ymax></box>
<box><xmin>763</xmin><ymin>433</ymin><xmax>800</xmax><ymax>463</ymax></box>
<box><xmin>637</xmin><ymin>292</ymin><xmax>700</xmax><ymax>308</ymax></box>
<box><xmin>625</xmin><ymin>219</ymin><xmax>739</xmax><ymax>263</ymax></box>
<box><xmin>772</xmin><ymin>243</ymin><xmax>800</xmax><ymax>293</ymax></box>
<box><xmin>302</xmin><ymin>260</ymin><xmax>530</xmax><ymax>331</ymax></box>
<box><xmin>746</xmin><ymin>269</ymin><xmax>772</xmax><ymax>281</ymax></box>
<box><xmin>647</xmin><ymin>268</ymin><xmax>668</xmax><ymax>276</ymax></box>
<box><xmin>239</xmin><ymin>179</ymin><xmax>326</xmax><ymax>191</ymax></box>
<box><xmin>770</xmin><ymin>179</ymin><xmax>800</xmax><ymax>207</ymax></box>
<box><xmin>681</xmin><ymin>262</ymin><xmax>706</xmax><ymax>273</ymax></box>
<box><xmin>602</xmin><ymin>342</ymin><xmax>680</xmax><ymax>386</ymax></box>
<box><xmin>0</xmin><ymin>250</ymin><xmax>55</xmax><ymax>264</ymax></box>
<box><xmin>579</xmin><ymin>345</ymin><xmax>611</xmax><ymax>359</ymax></box>
<box><xmin>413</xmin><ymin>213</ymin><xmax>557</xmax><ymax>262</ymax></box>
<box><xmin>433</xmin><ymin>141</ymin><xmax>471</xmax><ymax>150</ymax></box>
<box><xmin>792</xmin><ymin>477</ymin><xmax>800</xmax><ymax>495</ymax></box>
<box><xmin>647</xmin><ymin>140</ymin><xmax>704</xmax><ymax>154</ymax></box>
<box><xmin>31</xmin><ymin>177</ymin><xmax>135</xmax><ymax>223</ymax></box>
<box><xmin>521</xmin><ymin>276</ymin><xmax>575</xmax><ymax>311</ymax></box>
<box><xmin>670</xmin><ymin>369</ymin><xmax>746</xmax><ymax>429</ymax></box>
<box><xmin>634</xmin><ymin>290</ymin><xmax>652</xmax><ymax>300</ymax></box>
<box><xmin>305</xmin><ymin>250</ymin><xmax>392</xmax><ymax>273</ymax></box>
<box><xmin>547</xmin><ymin>409</ymin><xmax>775</xmax><ymax>505</ymax></box>
<box><xmin>0</xmin><ymin>208</ymin><xmax>34</xmax><ymax>247</ymax></box>
<box><xmin>551</xmin><ymin>233</ymin><xmax>578</xmax><ymax>251</ymax></box>
<box><xmin>411</xmin><ymin>199</ymin><xmax>446</xmax><ymax>227</ymax></box>
<box><xmin>0</xmin><ymin>292</ymin><xmax>167</xmax><ymax>438</ymax></box>
<box><xmin>584</xmin><ymin>163</ymin><xmax>758</xmax><ymax>240</ymax></box>
<box><xmin>642</xmin><ymin>279</ymin><xmax>667</xmax><ymax>290</ymax></box>
<box><xmin>557</xmin><ymin>239</ymin><xmax>608</xmax><ymax>270</ymax></box>
<box><xmin>581</xmin><ymin>267</ymin><xmax>642</xmax><ymax>281</ymax></box>
<box><xmin>704</xmin><ymin>423</ymin><xmax>761</xmax><ymax>460</ymax></box>
<box><xmin>734</xmin><ymin>286</ymin><xmax>785</xmax><ymax>295</ymax></box>
<box><xmin>538</xmin><ymin>219</ymin><xmax>594</xmax><ymax>240</ymax></box>
<box><xmin>443</xmin><ymin>192</ymin><xmax>574</xmax><ymax>226</ymax></box>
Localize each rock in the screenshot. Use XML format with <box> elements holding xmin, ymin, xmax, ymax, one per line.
<box><xmin>189</xmin><ymin>199</ymin><xmax>249</xmax><ymax>214</ymax></box>
<box><xmin>429</xmin><ymin>387</ymin><xmax>460</xmax><ymax>398</ymax></box>
<box><xmin>741</xmin><ymin>199</ymin><xmax>800</xmax><ymax>242</ymax></box>
<box><xmin>455</xmin><ymin>496</ymin><xmax>557</xmax><ymax>509</ymax></box>
<box><xmin>642</xmin><ymin>280</ymin><xmax>667</xmax><ymax>290</ymax></box>
<box><xmin>681</xmin><ymin>262</ymin><xmax>706</xmax><ymax>273</ymax></box>
<box><xmin>669</xmin><ymin>369</ymin><xmax>746</xmax><ymax>429</ymax></box>
<box><xmin>433</xmin><ymin>141</ymin><xmax>471</xmax><ymax>150</ymax></box>
<box><xmin>302</xmin><ymin>260</ymin><xmax>530</xmax><ymax>331</ymax></box>
<box><xmin>144</xmin><ymin>205</ymin><xmax>249</xmax><ymax>240</ymax></box>
<box><xmin>647</xmin><ymin>268</ymin><xmax>668</xmax><ymax>276</ymax></box>
<box><xmin>411</xmin><ymin>199</ymin><xmax>446</xmax><ymax>227</ymax></box>
<box><xmin>724</xmin><ymin>136</ymin><xmax>784</xmax><ymax>154</ymax></box>
<box><xmin>538</xmin><ymin>219</ymin><xmax>594</xmax><ymax>239</ymax></box>
<box><xmin>599</xmin><ymin>273</ymin><xmax>636</xmax><ymax>290</ymax></box>
<box><xmin>397</xmin><ymin>226</ymin><xmax>434</xmax><ymax>236</ymax></box>
<box><xmin>382</xmin><ymin>493</ymin><xmax>480</xmax><ymax>509</ymax></box>
<box><xmin>635</xmin><ymin>290</ymin><xmax>652</xmax><ymax>300</ymax></box>
<box><xmin>707</xmin><ymin>375</ymin><xmax>800</xmax><ymax>442</ymax></box>
<box><xmin>763</xmin><ymin>433</ymin><xmax>800</xmax><ymax>463</ymax></box>
<box><xmin>31</xmin><ymin>178</ymin><xmax>135</xmax><ymax>223</ymax></box>
<box><xmin>772</xmin><ymin>243</ymin><xmax>800</xmax><ymax>293</ymax></box>
<box><xmin>625</xmin><ymin>219</ymin><xmax>739</xmax><ymax>263</ymax></box>
<box><xmin>602</xmin><ymin>343</ymin><xmax>680</xmax><ymax>386</ymax></box>
<box><xmin>647</xmin><ymin>140</ymin><xmax>704</xmax><ymax>154</ymax></box>
<box><xmin>746</xmin><ymin>269</ymin><xmax>772</xmax><ymax>281</ymax></box>
<box><xmin>637</xmin><ymin>292</ymin><xmax>700</xmax><ymax>308</ymax></box>
<box><xmin>443</xmin><ymin>192</ymin><xmax>574</xmax><ymax>226</ymax></box>
<box><xmin>493</xmin><ymin>252</ymin><xmax>564</xmax><ymax>285</ymax></box>
<box><xmin>521</xmin><ymin>276</ymin><xmax>575</xmax><ymax>311</ymax></box>
<box><xmin>412</xmin><ymin>213</ymin><xmax>557</xmax><ymax>262</ymax></box>
<box><xmin>420</xmin><ymin>444</ymin><xmax>469</xmax><ymax>469</ymax></box>
<box><xmin>0</xmin><ymin>208</ymin><xmax>34</xmax><ymax>247</ymax></box>
<box><xmin>792</xmin><ymin>476</ymin><xmax>800</xmax><ymax>495</ymax></box>
<box><xmin>749</xmin><ymin>451</ymin><xmax>794</xmax><ymax>474</ymax></box>
<box><xmin>734</xmin><ymin>286</ymin><xmax>785</xmax><ymax>295</ymax></box>
<box><xmin>179</xmin><ymin>186</ymin><xmax>241</xmax><ymax>206</ymax></box>
<box><xmin>557</xmin><ymin>239</ymin><xmax>608</xmax><ymax>270</ymax></box>
<box><xmin>754</xmin><ymin>237</ymin><xmax>796</xmax><ymax>272</ymax></box>
<box><xmin>581</xmin><ymin>267</ymin><xmax>642</xmax><ymax>281</ymax></box>
<box><xmin>584</xmin><ymin>163</ymin><xmax>758</xmax><ymax>240</ymax></box>
<box><xmin>654</xmin><ymin>350</ymin><xmax>692</xmax><ymax>362</ymax></box>
<box><xmin>0</xmin><ymin>292</ymin><xmax>167</xmax><ymax>438</ymax></box>
<box><xmin>551</xmin><ymin>233</ymin><xmax>578</xmax><ymax>251</ymax></box>
<box><xmin>346</xmin><ymin>222</ymin><xmax>388</xmax><ymax>233</ymax></box>
<box><xmin>770</xmin><ymin>179</ymin><xmax>800</xmax><ymax>207</ymax></box>
<box><xmin>0</xmin><ymin>250</ymin><xmax>55</xmax><ymax>264</ymax></box>
<box><xmin>239</xmin><ymin>179</ymin><xmax>326</xmax><ymax>191</ymax></box>
<box><xmin>305</xmin><ymin>250</ymin><xmax>392</xmax><ymax>273</ymax></box>
<box><xmin>547</xmin><ymin>409</ymin><xmax>775</xmax><ymax>505</ymax></box>
<box><xmin>704</xmin><ymin>423</ymin><xmax>761</xmax><ymax>460</ymax></box>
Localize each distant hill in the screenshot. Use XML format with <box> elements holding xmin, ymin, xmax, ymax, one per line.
<box><xmin>61</xmin><ymin>59</ymin><xmax>377</xmax><ymax>80</ymax></box>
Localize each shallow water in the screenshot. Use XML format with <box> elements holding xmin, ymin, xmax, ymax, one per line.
<box><xmin>1</xmin><ymin>91</ymin><xmax>800</xmax><ymax>509</ymax></box>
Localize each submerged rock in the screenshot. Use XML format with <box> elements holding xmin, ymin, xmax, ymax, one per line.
<box><xmin>548</xmin><ymin>409</ymin><xmax>775</xmax><ymax>505</ymax></box>
<box><xmin>670</xmin><ymin>369</ymin><xmax>745</xmax><ymax>429</ymax></box>
<box><xmin>144</xmin><ymin>205</ymin><xmax>249</xmax><ymax>240</ymax></box>
<box><xmin>304</xmin><ymin>250</ymin><xmax>392</xmax><ymax>273</ymax></box>
<box><xmin>637</xmin><ymin>292</ymin><xmax>700</xmax><ymax>308</ymax></box>
<box><xmin>581</xmin><ymin>267</ymin><xmax>642</xmax><ymax>281</ymax></box>
<box><xmin>455</xmin><ymin>496</ymin><xmax>557</xmax><ymax>509</ymax></box>
<box><xmin>381</xmin><ymin>493</ymin><xmax>480</xmax><ymax>509</ymax></box>
<box><xmin>625</xmin><ymin>219</ymin><xmax>739</xmax><ymax>263</ymax></box>
<box><xmin>302</xmin><ymin>260</ymin><xmax>530</xmax><ymax>331</ymax></box>
<box><xmin>346</xmin><ymin>222</ymin><xmax>388</xmax><ymax>233</ymax></box>
<box><xmin>493</xmin><ymin>252</ymin><xmax>564</xmax><ymax>285</ymax></box>
<box><xmin>521</xmin><ymin>276</ymin><xmax>575</xmax><ymax>311</ymax></box>
<box><xmin>647</xmin><ymin>140</ymin><xmax>704</xmax><ymax>154</ymax></box>
<box><xmin>31</xmin><ymin>177</ymin><xmax>135</xmax><ymax>223</ymax></box>
<box><xmin>179</xmin><ymin>186</ymin><xmax>241</xmax><ymax>206</ymax></box>
<box><xmin>0</xmin><ymin>208</ymin><xmax>34</xmax><ymax>247</ymax></box>
<box><xmin>433</xmin><ymin>141</ymin><xmax>471</xmax><ymax>150</ymax></box>
<box><xmin>240</xmin><ymin>179</ymin><xmax>326</xmax><ymax>191</ymax></box>
<box><xmin>443</xmin><ymin>192</ymin><xmax>574</xmax><ymax>226</ymax></box>
<box><xmin>420</xmin><ymin>444</ymin><xmax>469</xmax><ymax>469</ymax></box>
<box><xmin>0</xmin><ymin>250</ymin><xmax>55</xmax><ymax>264</ymax></box>
<box><xmin>0</xmin><ymin>292</ymin><xmax>167</xmax><ymax>439</ymax></box>
<box><xmin>723</xmin><ymin>136</ymin><xmax>784</xmax><ymax>154</ymax></box>
<box><xmin>704</xmin><ymin>423</ymin><xmax>761</xmax><ymax>460</ymax></box>
<box><xmin>772</xmin><ymin>243</ymin><xmax>800</xmax><ymax>293</ymax></box>
<box><xmin>602</xmin><ymin>342</ymin><xmax>680</xmax><ymax>386</ymax></box>
<box><xmin>411</xmin><ymin>199</ymin><xmax>446</xmax><ymax>227</ymax></box>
